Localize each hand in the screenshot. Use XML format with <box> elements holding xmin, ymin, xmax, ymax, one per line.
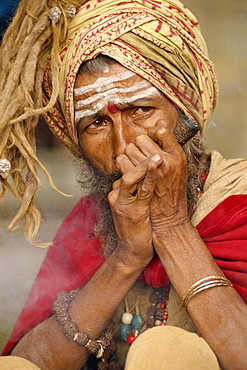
<box><xmin>116</xmin><ymin>120</ymin><xmax>189</xmax><ymax>235</ymax></box>
<box><xmin>147</xmin><ymin>122</ymin><xmax>189</xmax><ymax>231</ymax></box>
<box><xmin>108</xmin><ymin>154</ymin><xmax>162</xmax><ymax>268</ymax></box>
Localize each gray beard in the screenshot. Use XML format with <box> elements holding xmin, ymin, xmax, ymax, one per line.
<box><xmin>75</xmin><ymin>161</ymin><xmax>120</xmax><ymax>257</ymax></box>
<box><xmin>75</xmin><ymin>131</ymin><xmax>206</xmax><ymax>258</ymax></box>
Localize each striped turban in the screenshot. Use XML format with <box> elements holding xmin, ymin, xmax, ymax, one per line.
<box><xmin>43</xmin><ymin>0</ymin><xmax>218</xmax><ymax>155</ymax></box>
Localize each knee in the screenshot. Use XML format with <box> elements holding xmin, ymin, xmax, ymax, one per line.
<box><xmin>0</xmin><ymin>356</ymin><xmax>41</xmax><ymax>370</ymax></box>
<box><xmin>125</xmin><ymin>326</ymin><xmax>220</xmax><ymax>370</ymax></box>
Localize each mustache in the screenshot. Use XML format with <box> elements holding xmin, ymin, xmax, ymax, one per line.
<box><xmin>75</xmin><ymin>127</ymin><xmax>205</xmax><ymax>258</ymax></box>
<box><xmin>90</xmin><ymin>167</ymin><xmax>122</xmax><ymax>196</ymax></box>
<box><xmin>75</xmin><ymin>153</ymin><xmax>122</xmax><ymax>195</ymax></box>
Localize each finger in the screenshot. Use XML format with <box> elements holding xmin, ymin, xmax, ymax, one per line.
<box><xmin>116</xmin><ymin>154</ymin><xmax>135</xmax><ymax>175</ymax></box>
<box><xmin>134</xmin><ymin>132</ymin><xmax>163</xmax><ymax>158</ymax></box>
<box><xmin>119</xmin><ymin>154</ymin><xmax>162</xmax><ymax>197</ymax></box>
<box><xmin>138</xmin><ymin>159</ymin><xmax>159</xmax><ymax>199</ymax></box>
<box><xmin>124</xmin><ymin>142</ymin><xmax>147</xmax><ymax>166</ymax></box>
<box><xmin>108</xmin><ymin>184</ymin><xmax>120</xmax><ymax>205</ymax></box>
<box><xmin>112</xmin><ymin>178</ymin><xmax>121</xmax><ymax>190</ymax></box>
<box><xmin>147</xmin><ymin>123</ymin><xmax>179</xmax><ymax>153</ymax></box>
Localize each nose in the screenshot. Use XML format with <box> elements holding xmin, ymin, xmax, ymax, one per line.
<box><xmin>112</xmin><ymin>119</ymin><xmax>136</xmax><ymax>158</ymax></box>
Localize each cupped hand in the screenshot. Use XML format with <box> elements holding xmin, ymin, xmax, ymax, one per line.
<box><xmin>146</xmin><ymin>122</ymin><xmax>189</xmax><ymax>231</ymax></box>
<box><xmin>108</xmin><ymin>154</ymin><xmax>162</xmax><ymax>268</ymax></box>
<box><xmin>116</xmin><ymin>120</ymin><xmax>189</xmax><ymax>235</ymax></box>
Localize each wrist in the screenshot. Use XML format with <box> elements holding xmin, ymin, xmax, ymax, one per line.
<box><xmin>152</xmin><ymin>221</ymin><xmax>222</xmax><ymax>295</ymax></box>
<box><xmin>152</xmin><ymin>216</ymin><xmax>191</xmax><ymax>248</ymax></box>
<box><xmin>112</xmin><ymin>242</ymin><xmax>153</xmax><ymax>274</ymax></box>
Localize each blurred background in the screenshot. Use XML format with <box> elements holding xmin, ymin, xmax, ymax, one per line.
<box><xmin>0</xmin><ymin>0</ymin><xmax>247</xmax><ymax>353</ymax></box>
<box><xmin>184</xmin><ymin>0</ymin><xmax>247</xmax><ymax>158</ymax></box>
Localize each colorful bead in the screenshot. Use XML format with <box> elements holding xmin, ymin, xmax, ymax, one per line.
<box><xmin>121</xmin><ymin>312</ymin><xmax>133</xmax><ymax>325</ymax></box>
<box><xmin>120</xmin><ymin>324</ymin><xmax>132</xmax><ymax>340</ymax></box>
<box><xmin>155</xmin><ymin>308</ymin><xmax>164</xmax><ymax>320</ymax></box>
<box><xmin>120</xmin><ymin>285</ymin><xmax>170</xmax><ymax>346</ymax></box>
<box><xmin>64</xmin><ymin>5</ymin><xmax>77</xmax><ymax>18</ymax></box>
<box><xmin>149</xmin><ymin>292</ymin><xmax>159</xmax><ymax>304</ymax></box>
<box><xmin>146</xmin><ymin>317</ymin><xmax>155</xmax><ymax>328</ymax></box>
<box><xmin>148</xmin><ymin>306</ymin><xmax>156</xmax><ymax>316</ymax></box>
<box><xmin>155</xmin><ymin>319</ymin><xmax>162</xmax><ymax>326</ymax></box>
<box><xmin>0</xmin><ymin>159</ymin><xmax>11</xmax><ymax>174</ymax></box>
<box><xmin>126</xmin><ymin>334</ymin><xmax>136</xmax><ymax>345</ymax></box>
<box><xmin>132</xmin><ymin>315</ymin><xmax>145</xmax><ymax>330</ymax></box>
<box><xmin>48</xmin><ymin>7</ymin><xmax>62</xmax><ymax>23</ymax></box>
<box><xmin>132</xmin><ymin>329</ymin><xmax>139</xmax><ymax>338</ymax></box>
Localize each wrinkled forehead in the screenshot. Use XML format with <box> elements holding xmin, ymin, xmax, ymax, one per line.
<box><xmin>74</xmin><ymin>70</ymin><xmax>137</xmax><ymax>97</ymax></box>
<box><xmin>74</xmin><ymin>64</ymin><xmax>162</xmax><ymax>123</ymax></box>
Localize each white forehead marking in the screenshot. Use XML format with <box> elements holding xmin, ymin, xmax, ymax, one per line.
<box><xmin>74</xmin><ymin>71</ymin><xmax>135</xmax><ymax>96</ymax></box>
<box><xmin>75</xmin><ymin>87</ymin><xmax>158</xmax><ymax>123</ymax></box>
<box><xmin>102</xmin><ymin>65</ymin><xmax>109</xmax><ymax>73</ymax></box>
<box><xmin>75</xmin><ymin>81</ymin><xmax>151</xmax><ymax>109</ymax></box>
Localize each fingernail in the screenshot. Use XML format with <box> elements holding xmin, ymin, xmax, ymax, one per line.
<box><xmin>151</xmin><ymin>154</ymin><xmax>162</xmax><ymax>162</ymax></box>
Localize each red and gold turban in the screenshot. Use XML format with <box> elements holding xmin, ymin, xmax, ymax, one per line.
<box><xmin>43</xmin><ymin>0</ymin><xmax>218</xmax><ymax>155</ymax></box>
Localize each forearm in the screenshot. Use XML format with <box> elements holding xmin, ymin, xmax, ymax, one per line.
<box><xmin>153</xmin><ymin>220</ymin><xmax>247</xmax><ymax>370</ymax></box>
<box><xmin>12</xmin><ymin>249</ymin><xmax>143</xmax><ymax>370</ymax></box>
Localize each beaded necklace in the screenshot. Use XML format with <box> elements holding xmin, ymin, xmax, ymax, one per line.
<box><xmin>120</xmin><ymin>285</ymin><xmax>170</xmax><ymax>345</ymax></box>
<box><xmin>99</xmin><ymin>153</ymin><xmax>211</xmax><ymax>366</ymax></box>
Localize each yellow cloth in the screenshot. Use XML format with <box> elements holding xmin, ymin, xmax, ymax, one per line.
<box><xmin>124</xmin><ymin>326</ymin><xmax>221</xmax><ymax>369</ymax></box>
<box><xmin>43</xmin><ymin>0</ymin><xmax>218</xmax><ymax>155</ymax></box>
<box><xmin>0</xmin><ymin>356</ymin><xmax>41</xmax><ymax>370</ymax></box>
<box><xmin>192</xmin><ymin>150</ymin><xmax>247</xmax><ymax>225</ymax></box>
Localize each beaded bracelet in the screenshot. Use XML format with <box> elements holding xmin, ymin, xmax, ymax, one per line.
<box><xmin>182</xmin><ymin>276</ymin><xmax>233</xmax><ymax>309</ymax></box>
<box><xmin>52</xmin><ymin>289</ymin><xmax>115</xmax><ymax>359</ymax></box>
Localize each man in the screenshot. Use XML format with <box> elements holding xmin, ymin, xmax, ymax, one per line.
<box><xmin>0</xmin><ymin>1</ymin><xmax>247</xmax><ymax>369</ymax></box>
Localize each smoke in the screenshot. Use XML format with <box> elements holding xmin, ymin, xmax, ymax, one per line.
<box><xmin>0</xmin><ymin>146</ymin><xmax>81</xmax><ymax>352</ymax></box>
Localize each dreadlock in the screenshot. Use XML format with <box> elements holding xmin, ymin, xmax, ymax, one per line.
<box><xmin>0</xmin><ymin>0</ymin><xmax>84</xmax><ymax>247</ymax></box>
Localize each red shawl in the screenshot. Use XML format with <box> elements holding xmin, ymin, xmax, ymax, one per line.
<box><xmin>2</xmin><ymin>194</ymin><xmax>247</xmax><ymax>355</ymax></box>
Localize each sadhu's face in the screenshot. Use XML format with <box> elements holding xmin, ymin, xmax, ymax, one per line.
<box><xmin>75</xmin><ymin>62</ymin><xmax>178</xmax><ymax>174</ymax></box>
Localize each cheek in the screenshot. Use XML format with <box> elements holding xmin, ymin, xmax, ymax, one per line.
<box><xmin>79</xmin><ymin>135</ymin><xmax>114</xmax><ymax>173</ymax></box>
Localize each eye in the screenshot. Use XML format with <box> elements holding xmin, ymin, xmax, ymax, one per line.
<box><xmin>85</xmin><ymin>118</ymin><xmax>108</xmax><ymax>131</ymax></box>
<box><xmin>132</xmin><ymin>106</ymin><xmax>153</xmax><ymax>116</ymax></box>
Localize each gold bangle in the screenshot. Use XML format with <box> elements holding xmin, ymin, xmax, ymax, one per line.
<box><xmin>182</xmin><ymin>276</ymin><xmax>233</xmax><ymax>309</ymax></box>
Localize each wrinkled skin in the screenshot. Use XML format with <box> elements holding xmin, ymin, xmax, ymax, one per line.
<box><xmin>75</xmin><ymin>62</ymin><xmax>183</xmax><ymax>268</ymax></box>
<box><xmin>12</xmin><ymin>62</ymin><xmax>247</xmax><ymax>370</ymax></box>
